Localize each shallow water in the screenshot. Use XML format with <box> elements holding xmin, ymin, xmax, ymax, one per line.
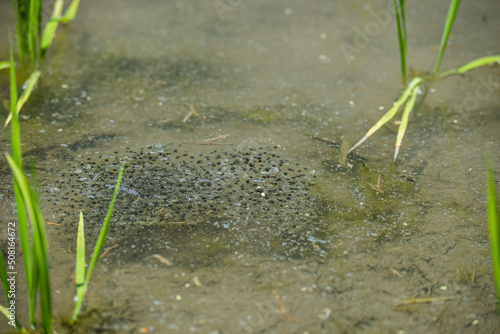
<box><xmin>1</xmin><ymin>0</ymin><xmax>500</xmax><ymax>333</ymax></box>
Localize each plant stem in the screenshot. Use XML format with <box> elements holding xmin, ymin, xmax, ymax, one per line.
<box><xmin>486</xmin><ymin>153</ymin><xmax>500</xmax><ymax>313</ymax></box>
<box><xmin>433</xmin><ymin>0</ymin><xmax>462</xmax><ymax>74</ymax></box>
<box><xmin>392</xmin><ymin>0</ymin><xmax>406</xmax><ymax>83</ymax></box>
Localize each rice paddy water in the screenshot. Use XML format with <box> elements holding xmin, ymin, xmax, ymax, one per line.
<box><xmin>0</xmin><ymin>0</ymin><xmax>499</xmax><ymax>333</ymax></box>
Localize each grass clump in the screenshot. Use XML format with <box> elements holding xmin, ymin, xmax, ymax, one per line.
<box><xmin>0</xmin><ymin>40</ymin><xmax>125</xmax><ymax>333</ymax></box>
<box><xmin>71</xmin><ymin>164</ymin><xmax>125</xmax><ymax>323</ymax></box>
<box><xmin>349</xmin><ymin>0</ymin><xmax>500</xmax><ymax>160</ymax></box>
<box><xmin>486</xmin><ymin>153</ymin><xmax>500</xmax><ymax>313</ymax></box>
<box><xmin>1</xmin><ymin>2</ymin><xmax>124</xmax><ymax>332</ymax></box>
<box><xmin>0</xmin><ymin>36</ymin><xmax>50</xmax><ymax>333</ymax></box>
<box><xmin>13</xmin><ymin>0</ymin><xmax>80</xmax><ymax>68</ymax></box>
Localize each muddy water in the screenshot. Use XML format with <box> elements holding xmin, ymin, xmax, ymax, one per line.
<box><xmin>1</xmin><ymin>0</ymin><xmax>500</xmax><ymax>333</ymax></box>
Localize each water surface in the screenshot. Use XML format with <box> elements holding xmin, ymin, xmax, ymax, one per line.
<box><xmin>1</xmin><ymin>0</ymin><xmax>500</xmax><ymax>333</ymax></box>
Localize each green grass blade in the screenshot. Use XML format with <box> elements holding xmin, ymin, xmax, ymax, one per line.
<box><xmin>486</xmin><ymin>154</ymin><xmax>500</xmax><ymax>312</ymax></box>
<box><xmin>0</xmin><ymin>61</ymin><xmax>10</xmax><ymax>70</ymax></box>
<box><xmin>4</xmin><ymin>70</ymin><xmax>41</xmax><ymax>127</ymax></box>
<box><xmin>7</xmin><ymin>156</ymin><xmax>51</xmax><ymax>322</ymax></box>
<box><xmin>6</xmin><ymin>154</ymin><xmax>52</xmax><ymax>332</ymax></box>
<box><xmin>349</xmin><ymin>77</ymin><xmax>423</xmax><ymax>153</ymax></box>
<box><xmin>394</xmin><ymin>85</ymin><xmax>420</xmax><ymax>161</ymax></box>
<box><xmin>41</xmin><ymin>0</ymin><xmax>64</xmax><ymax>57</ymax></box>
<box><xmin>0</xmin><ymin>303</ymin><xmax>24</xmax><ymax>332</ymax></box>
<box><xmin>33</xmin><ymin>244</ymin><xmax>51</xmax><ymax>334</ymax></box>
<box><xmin>28</xmin><ymin>160</ymin><xmax>52</xmax><ymax>333</ymax></box>
<box><xmin>400</xmin><ymin>0</ymin><xmax>406</xmax><ymax>82</ymax></box>
<box><xmin>13</xmin><ymin>1</ymin><xmax>25</xmax><ymax>62</ymax></box>
<box><xmin>26</xmin><ymin>1</ymin><xmax>35</xmax><ymax>63</ymax></box>
<box><xmin>8</xmin><ymin>153</ymin><xmax>36</xmax><ymax>327</ymax></box>
<box><xmin>17</xmin><ymin>71</ymin><xmax>41</xmax><ymax>113</ymax></box>
<box><xmin>455</xmin><ymin>55</ymin><xmax>500</xmax><ymax>73</ymax></box>
<box><xmin>8</xmin><ymin>36</ymin><xmax>35</xmax><ymax>327</ymax></box>
<box><xmin>27</xmin><ymin>0</ymin><xmax>42</xmax><ymax>63</ymax></box>
<box><xmin>392</xmin><ymin>0</ymin><xmax>406</xmax><ymax>83</ymax></box>
<box><xmin>75</xmin><ymin>212</ymin><xmax>86</xmax><ymax>296</ymax></box>
<box><xmin>438</xmin><ymin>55</ymin><xmax>500</xmax><ymax>79</ymax></box>
<box><xmin>30</xmin><ymin>241</ymin><xmax>40</xmax><ymax>329</ymax></box>
<box><xmin>62</xmin><ymin>0</ymin><xmax>81</xmax><ymax>22</ymax></box>
<box><xmin>433</xmin><ymin>0</ymin><xmax>462</xmax><ymax>74</ymax></box>
<box><xmin>71</xmin><ymin>163</ymin><xmax>125</xmax><ymax>322</ymax></box>
<box><xmin>9</xmin><ymin>38</ymin><xmax>18</xmax><ymax>158</ymax></box>
<box><xmin>0</xmin><ymin>304</ymin><xmax>8</xmax><ymax>318</ymax></box>
<box><xmin>0</xmin><ymin>251</ymin><xmax>14</xmax><ymax>322</ymax></box>
<box><xmin>9</xmin><ymin>33</ymin><xmax>32</xmax><ymax>283</ymax></box>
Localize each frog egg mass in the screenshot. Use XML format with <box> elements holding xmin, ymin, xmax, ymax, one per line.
<box><xmin>41</xmin><ymin>144</ymin><xmax>320</xmax><ymax>265</ymax></box>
